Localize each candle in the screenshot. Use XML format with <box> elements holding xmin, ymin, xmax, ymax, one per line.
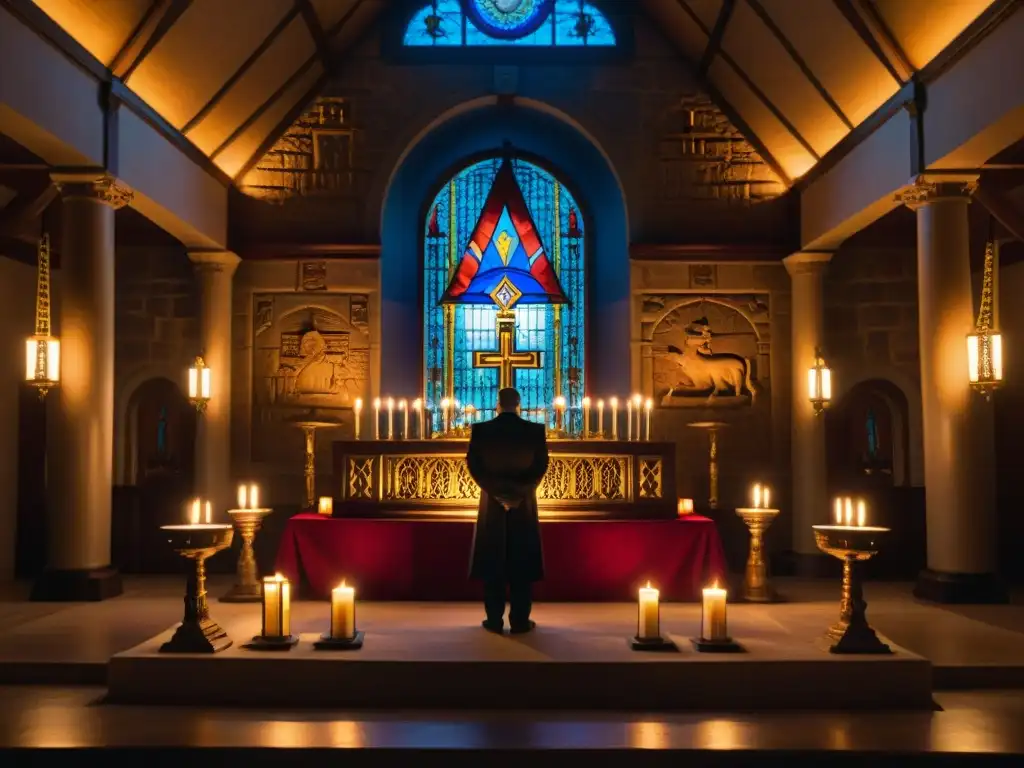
<box><xmin>856</xmin><ymin>499</ymin><xmax>866</xmax><ymax>527</ymax></box>
<box><xmin>250</xmin><ymin>484</ymin><xmax>259</xmax><ymax>509</ymax></box>
<box><xmin>763</xmin><ymin>487</ymin><xmax>770</xmax><ymax>509</ymax></box>
<box><xmin>702</xmin><ymin>582</ymin><xmax>728</xmax><ymax>642</ymax></box>
<box><xmin>373</xmin><ymin>398</ymin><xmax>381</xmax><ymax>440</ymax></box>
<box><xmin>205</xmin><ymin>500</ymin><xmax>211</xmax><ymax>524</ymax></box>
<box><xmin>354</xmin><ymin>398</ymin><xmax>362</xmax><ymax>440</ymax></box>
<box><xmin>844</xmin><ymin>497</ymin><xmax>853</xmax><ymax>526</ymax></box>
<box><xmin>632</xmin><ymin>394</ymin><xmax>643</xmax><ymax>440</ymax></box>
<box><xmin>190</xmin><ymin>498</ymin><xmax>200</xmax><ymax>526</ymax></box>
<box><xmin>318</xmin><ymin>496</ymin><xmax>333</xmax><ymax>516</ymax></box>
<box><xmin>237</xmin><ymin>484</ymin><xmax>247</xmax><ymax>510</ymax></box>
<box><xmin>637</xmin><ymin>582</ymin><xmax>660</xmax><ymax>640</ymax></box>
<box><xmin>261</xmin><ymin>573</ymin><xmax>291</xmax><ymax>638</ymax></box>
<box><xmin>399</xmin><ymin>399</ymin><xmax>408</xmax><ymax>439</ymax></box>
<box><xmin>626</xmin><ymin>398</ymin><xmax>633</xmax><ymax>441</ymax></box>
<box><xmin>387</xmin><ymin>397</ymin><xmax>394</xmax><ymax>440</ymax></box>
<box><xmin>582</xmin><ymin>396</ymin><xmax>591</xmax><ymax>438</ymax></box>
<box><xmin>331</xmin><ymin>581</ymin><xmax>356</xmax><ymax>639</ymax></box>
<box><xmin>752</xmin><ymin>483</ymin><xmax>762</xmax><ymax>509</ymax></box>
<box><xmin>554</xmin><ymin>396</ymin><xmax>566</xmax><ymax>431</ymax></box>
<box><xmin>597</xmin><ymin>399</ymin><xmax>604</xmax><ymax>437</ymax></box>
<box><xmin>414</xmin><ymin>398</ymin><xmax>423</xmax><ymax>439</ymax></box>
<box><xmin>677</xmin><ymin>498</ymin><xmax>694</xmax><ymax>516</ymax></box>
<box><xmin>610</xmin><ymin>397</ymin><xmax>618</xmax><ymax>440</ymax></box>
<box><xmin>834</xmin><ymin>497</ymin><xmax>843</xmax><ymax>524</ymax></box>
<box><xmin>441</xmin><ymin>397</ymin><xmax>451</xmax><ymax>434</ymax></box>
<box><xmin>644</xmin><ymin>398</ymin><xmax>652</xmax><ymax>440</ymax></box>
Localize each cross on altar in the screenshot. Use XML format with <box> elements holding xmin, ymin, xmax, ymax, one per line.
<box><xmin>473</xmin><ymin>309</ymin><xmax>541</xmax><ymax>390</ymax></box>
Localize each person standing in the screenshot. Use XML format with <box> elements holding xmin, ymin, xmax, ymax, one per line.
<box><xmin>466</xmin><ymin>387</ymin><xmax>549</xmax><ymax>633</ymax></box>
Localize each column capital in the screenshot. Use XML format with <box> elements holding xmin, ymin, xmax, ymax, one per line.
<box><xmin>51</xmin><ymin>171</ymin><xmax>133</xmax><ymax>210</ymax></box>
<box><xmin>189</xmin><ymin>250</ymin><xmax>241</xmax><ymax>276</ymax></box>
<box><xmin>896</xmin><ymin>173</ymin><xmax>979</xmax><ymax>209</ymax></box>
<box><xmin>783</xmin><ymin>251</ymin><xmax>833</xmax><ymax>276</ymax></box>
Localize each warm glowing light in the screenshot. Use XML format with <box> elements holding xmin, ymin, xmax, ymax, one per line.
<box><xmin>331</xmin><ymin>581</ymin><xmax>356</xmax><ymax>639</ymax></box>
<box><xmin>188</xmin><ymin>356</ymin><xmax>211</xmax><ymax>412</ymax></box>
<box><xmin>808</xmin><ymin>348</ymin><xmax>831</xmax><ymax>414</ymax></box>
<box><xmin>856</xmin><ymin>499</ymin><xmax>866</xmax><ymax>527</ymax></box>
<box><xmin>702</xmin><ymin>582</ymin><xmax>728</xmax><ymax>642</ymax></box>
<box><xmin>967</xmin><ymin>332</ymin><xmax>1003</xmax><ymax>395</ymax></box>
<box><xmin>262</xmin><ymin>573</ymin><xmax>291</xmax><ymax>638</ymax></box>
<box><xmin>637</xmin><ymin>582</ymin><xmax>660</xmax><ymax>640</ymax></box>
<box><xmin>677</xmin><ymin>498</ymin><xmax>694</xmax><ymax>516</ymax></box>
<box><xmin>24</xmin><ymin>336</ymin><xmax>60</xmax><ymax>391</ymax></box>
<box><xmin>318</xmin><ymin>496</ymin><xmax>333</xmax><ymax>516</ymax></box>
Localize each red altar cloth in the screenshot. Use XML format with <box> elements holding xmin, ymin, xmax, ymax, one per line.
<box><xmin>274</xmin><ymin>514</ymin><xmax>727</xmax><ymax>601</ymax></box>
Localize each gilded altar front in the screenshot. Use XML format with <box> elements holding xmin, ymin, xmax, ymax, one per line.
<box><xmin>334</xmin><ymin>440</ymin><xmax>676</xmax><ymax>520</ymax></box>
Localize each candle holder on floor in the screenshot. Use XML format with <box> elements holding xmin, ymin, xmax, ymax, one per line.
<box><xmin>247</xmin><ymin>574</ymin><xmax>299</xmax><ymax>651</ymax></box>
<box><xmin>314</xmin><ymin>631</ymin><xmax>365</xmax><ymax>650</ymax></box>
<box><xmin>736</xmin><ymin>507</ymin><xmax>781</xmax><ymax>602</ymax></box>
<box><xmin>813</xmin><ymin>525</ymin><xmax>892</xmax><ymax>654</ymax></box>
<box><xmin>630</xmin><ymin>584</ymin><xmax>676</xmax><ymax>651</ymax></box>
<box><xmin>160</xmin><ymin>524</ymin><xmax>234</xmax><ymax>653</ymax></box>
<box><xmin>220</xmin><ymin>507</ymin><xmax>273</xmax><ymax>603</ymax></box>
<box><xmin>630</xmin><ymin>636</ymin><xmax>676</xmax><ymax>651</ymax></box>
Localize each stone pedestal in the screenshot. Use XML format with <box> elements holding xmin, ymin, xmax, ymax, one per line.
<box><xmin>783</xmin><ymin>252</ymin><xmax>832</xmax><ymax>559</ymax></box>
<box><xmin>901</xmin><ymin>177</ymin><xmax>1005</xmax><ymax>604</ymax></box>
<box><xmin>189</xmin><ymin>251</ymin><xmax>241</xmax><ymax>512</ymax></box>
<box><xmin>32</xmin><ymin>174</ymin><xmax>132</xmax><ymax>601</ymax></box>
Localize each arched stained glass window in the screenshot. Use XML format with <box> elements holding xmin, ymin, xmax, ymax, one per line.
<box><xmin>423</xmin><ymin>157</ymin><xmax>586</xmax><ymax>430</ymax></box>
<box><xmin>404</xmin><ymin>0</ymin><xmax>616</xmax><ymax>47</ymax></box>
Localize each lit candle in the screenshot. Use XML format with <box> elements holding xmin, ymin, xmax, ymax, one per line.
<box><xmin>250</xmin><ymin>484</ymin><xmax>259</xmax><ymax>509</ymax></box>
<box><xmin>554</xmin><ymin>396</ymin><xmax>566</xmax><ymax>431</ymax></box>
<box><xmin>752</xmin><ymin>483</ymin><xmax>762</xmax><ymax>509</ymax></box>
<box><xmin>610</xmin><ymin>397</ymin><xmax>618</xmax><ymax>440</ymax></box>
<box><xmin>399</xmin><ymin>398</ymin><xmax>408</xmax><ymax>439</ymax></box>
<box><xmin>354</xmin><ymin>398</ymin><xmax>362</xmax><ymax>440</ymax></box>
<box><xmin>261</xmin><ymin>573</ymin><xmax>291</xmax><ymax>638</ymax></box>
<box><xmin>844</xmin><ymin>497</ymin><xmax>853</xmax><ymax>526</ymax></box>
<box><xmin>626</xmin><ymin>398</ymin><xmax>633</xmax><ymax>441</ymax></box>
<box><xmin>373</xmin><ymin>398</ymin><xmax>381</xmax><ymax>440</ymax></box>
<box><xmin>834</xmin><ymin>497</ymin><xmax>843</xmax><ymax>524</ymax></box>
<box><xmin>582</xmin><ymin>396</ymin><xmax>591</xmax><ymax>438</ymax></box>
<box><xmin>190</xmin><ymin>498</ymin><xmax>200</xmax><ymax>526</ymax></box>
<box><xmin>702</xmin><ymin>583</ymin><xmax>728</xmax><ymax>642</ymax></box>
<box><xmin>677</xmin><ymin>498</ymin><xmax>694</xmax><ymax>516</ymax></box>
<box><xmin>331</xmin><ymin>581</ymin><xmax>356</xmax><ymax>640</ymax></box>
<box><xmin>856</xmin><ymin>499</ymin><xmax>866</xmax><ymax>527</ymax></box>
<box><xmin>318</xmin><ymin>496</ymin><xmax>333</xmax><ymax>516</ymax></box>
<box><xmin>414</xmin><ymin>398</ymin><xmax>424</xmax><ymax>439</ymax></box>
<box><xmin>441</xmin><ymin>397</ymin><xmax>451</xmax><ymax>434</ymax></box>
<box><xmin>644</xmin><ymin>398</ymin><xmax>652</xmax><ymax>440</ymax></box>
<box><xmin>597</xmin><ymin>398</ymin><xmax>604</xmax><ymax>437</ymax></box>
<box><xmin>205</xmin><ymin>500</ymin><xmax>211</xmax><ymax>524</ymax></box>
<box><xmin>387</xmin><ymin>397</ymin><xmax>395</xmax><ymax>440</ymax></box>
<box><xmin>237</xmin><ymin>484</ymin><xmax>247</xmax><ymax>510</ymax></box>
<box><xmin>637</xmin><ymin>582</ymin><xmax>660</xmax><ymax>640</ymax></box>
<box><xmin>763</xmin><ymin>486</ymin><xmax>770</xmax><ymax>509</ymax></box>
<box><xmin>632</xmin><ymin>394</ymin><xmax>643</xmax><ymax>440</ymax></box>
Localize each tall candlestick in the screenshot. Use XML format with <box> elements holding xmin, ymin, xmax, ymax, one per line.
<box><xmin>441</xmin><ymin>398</ymin><xmax>451</xmax><ymax>435</ymax></box>
<box><xmin>331</xmin><ymin>582</ymin><xmax>356</xmax><ymax>639</ymax></box>
<box><xmin>644</xmin><ymin>397</ymin><xmax>652</xmax><ymax>440</ymax></box>
<box><xmin>387</xmin><ymin>397</ymin><xmax>394</xmax><ymax>440</ymax></box>
<box><xmin>637</xmin><ymin>583</ymin><xmax>660</xmax><ymax>640</ymax></box>
<box><xmin>610</xmin><ymin>397</ymin><xmax>618</xmax><ymax>440</ymax></box>
<box><xmin>399</xmin><ymin>399</ymin><xmax>408</xmax><ymax>439</ymax></box>
<box><xmin>373</xmin><ymin>398</ymin><xmax>381</xmax><ymax>440</ymax></box>
<box><xmin>626</xmin><ymin>399</ymin><xmax>633</xmax><ymax>441</ymax></box>
<box><xmin>582</xmin><ymin>396</ymin><xmax>591</xmax><ymax>438</ymax></box>
<box><xmin>413</xmin><ymin>398</ymin><xmax>423</xmax><ymax>439</ymax></box>
<box><xmin>701</xmin><ymin>583</ymin><xmax>728</xmax><ymax>641</ymax></box>
<box><xmin>261</xmin><ymin>573</ymin><xmax>291</xmax><ymax>638</ymax></box>
<box><xmin>354</xmin><ymin>398</ymin><xmax>362</xmax><ymax>440</ymax></box>
<box><xmin>632</xmin><ymin>394</ymin><xmax>642</xmax><ymax>440</ymax></box>
<box><xmin>597</xmin><ymin>399</ymin><xmax>604</xmax><ymax>438</ymax></box>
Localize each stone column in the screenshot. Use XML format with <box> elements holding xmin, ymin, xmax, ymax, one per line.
<box><xmin>189</xmin><ymin>251</ymin><xmax>241</xmax><ymax>512</ymax></box>
<box><xmin>32</xmin><ymin>174</ymin><xmax>132</xmax><ymax>601</ymax></box>
<box><xmin>783</xmin><ymin>252</ymin><xmax>832</xmax><ymax>560</ymax></box>
<box><xmin>900</xmin><ymin>177</ymin><xmax>1003</xmax><ymax>603</ymax></box>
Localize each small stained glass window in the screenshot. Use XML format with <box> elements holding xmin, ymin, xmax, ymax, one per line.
<box><xmin>403</xmin><ymin>0</ymin><xmax>616</xmax><ymax>48</ymax></box>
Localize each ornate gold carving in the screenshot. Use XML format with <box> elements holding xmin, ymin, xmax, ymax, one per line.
<box><xmin>896</xmin><ymin>176</ymin><xmax>977</xmax><ymax>209</ymax></box>
<box><xmin>347</xmin><ymin>457</ymin><xmax>376</xmax><ymax>499</ymax></box>
<box><xmin>638</xmin><ymin>457</ymin><xmax>663</xmax><ymax>499</ymax></box>
<box><xmin>366</xmin><ymin>454</ymin><xmax>631</xmax><ymax>504</ymax></box>
<box><xmin>54</xmin><ymin>174</ymin><xmax>134</xmax><ymax>209</ymax></box>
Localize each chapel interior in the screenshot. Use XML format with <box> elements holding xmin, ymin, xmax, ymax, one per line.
<box><xmin>2</xmin><ymin>0</ymin><xmax>1024</xmax><ymax>761</ymax></box>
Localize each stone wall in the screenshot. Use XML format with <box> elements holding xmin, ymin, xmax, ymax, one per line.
<box><xmin>233</xmin><ymin>12</ymin><xmax>790</xmax><ymax>246</ymax></box>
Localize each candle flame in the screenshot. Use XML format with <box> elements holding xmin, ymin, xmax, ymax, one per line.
<box><xmin>373</xmin><ymin>398</ymin><xmax>381</xmax><ymax>409</ymax></box>
<box><xmin>205</xmin><ymin>500</ymin><xmax>211</xmax><ymax>524</ymax></box>
<box><xmin>597</xmin><ymin>399</ymin><xmax>604</xmax><ymax>408</ymax></box>
<box><xmin>644</xmin><ymin>398</ymin><xmax>652</xmax><ymax>410</ymax></box>
<box><xmin>834</xmin><ymin>497</ymin><xmax>842</xmax><ymax>524</ymax></box>
<box><xmin>387</xmin><ymin>397</ymin><xmax>394</xmax><ymax>408</ymax></box>
<box><xmin>844</xmin><ymin>497</ymin><xmax>853</xmax><ymax>527</ymax></box>
<box><xmin>582</xmin><ymin>396</ymin><xmax>591</xmax><ymax>407</ymax></box>
<box><xmin>856</xmin><ymin>499</ymin><xmax>866</xmax><ymax>527</ymax></box>
<box><xmin>645</xmin><ymin>581</ymin><xmax>651</xmax><ymax>589</ymax></box>
<box><xmin>190</xmin><ymin>498</ymin><xmax>200</xmax><ymax>526</ymax></box>
<box><xmin>413</xmin><ymin>398</ymin><xmax>422</xmax><ymax>408</ymax></box>
<box><xmin>354</xmin><ymin>397</ymin><xmax>362</xmax><ymax>410</ymax></box>
<box><xmin>399</xmin><ymin>399</ymin><xmax>407</xmax><ymax>409</ymax></box>
<box><xmin>632</xmin><ymin>393</ymin><xmax>642</xmax><ymax>406</ymax></box>
<box><xmin>274</xmin><ymin>573</ymin><xmax>285</xmax><ymax>582</ymax></box>
<box><xmin>610</xmin><ymin>397</ymin><xmax>618</xmax><ymax>407</ymax></box>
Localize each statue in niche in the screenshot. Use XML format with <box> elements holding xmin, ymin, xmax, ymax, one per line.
<box><xmin>291</xmin><ymin>331</ymin><xmax>336</xmax><ymax>395</ymax></box>
<box><xmin>653</xmin><ymin>302</ymin><xmax>759</xmax><ymax>407</ymax></box>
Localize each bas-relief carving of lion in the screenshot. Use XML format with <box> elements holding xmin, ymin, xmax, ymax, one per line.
<box><xmin>663</xmin><ymin>344</ymin><xmax>755</xmax><ymax>400</ymax></box>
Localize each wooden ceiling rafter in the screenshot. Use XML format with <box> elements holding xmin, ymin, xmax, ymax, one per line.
<box><xmin>296</xmin><ymin>0</ymin><xmax>332</xmax><ymax>70</ymax></box>
<box><xmin>744</xmin><ymin>0</ymin><xmax>854</xmax><ymax>130</ymax></box>
<box><xmin>113</xmin><ymin>0</ymin><xmax>194</xmax><ymax>82</ymax></box>
<box><xmin>230</xmin><ymin>0</ymin><xmax>368</xmax><ymax>183</ymax></box>
<box><xmin>0</xmin><ymin>181</ymin><xmax>56</xmax><ymax>240</ymax></box>
<box><xmin>830</xmin><ymin>0</ymin><xmax>911</xmax><ymax>84</ymax></box>
<box><xmin>180</xmin><ymin>5</ymin><xmax>303</xmax><ymax>134</ymax></box>
<box><xmin>677</xmin><ymin>0</ymin><xmax>820</xmax><ymax>164</ymax></box>
<box><xmin>697</xmin><ymin>0</ymin><xmax>735</xmax><ymax>77</ymax></box>
<box><xmin>855</xmin><ymin>0</ymin><xmax>914</xmax><ymax>77</ymax></box>
<box><xmin>975</xmin><ymin>179</ymin><xmax>1024</xmax><ymax>244</ymax></box>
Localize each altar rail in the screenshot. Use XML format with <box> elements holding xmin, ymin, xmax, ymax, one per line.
<box><xmin>332</xmin><ymin>440</ymin><xmax>676</xmax><ymax>520</ymax></box>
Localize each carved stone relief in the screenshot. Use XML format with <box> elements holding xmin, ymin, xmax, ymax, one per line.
<box><xmin>298</xmin><ymin>261</ymin><xmax>327</xmax><ymax>291</ymax></box>
<box><xmin>643</xmin><ymin>295</ymin><xmax>770</xmax><ymax>408</ymax></box>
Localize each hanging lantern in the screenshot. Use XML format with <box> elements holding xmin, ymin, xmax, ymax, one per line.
<box><xmin>188</xmin><ymin>355</ymin><xmax>211</xmax><ymax>413</ymax></box>
<box><xmin>967</xmin><ymin>237</ymin><xmax>1003</xmax><ymax>398</ymax></box>
<box><xmin>807</xmin><ymin>347</ymin><xmax>832</xmax><ymax>415</ymax></box>
<box><xmin>24</xmin><ymin>233</ymin><xmax>59</xmax><ymax>398</ymax></box>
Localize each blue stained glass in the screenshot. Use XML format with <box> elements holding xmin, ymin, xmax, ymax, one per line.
<box><xmin>403</xmin><ymin>0</ymin><xmax>615</xmax><ymax>47</ymax></box>
<box><xmin>423</xmin><ymin>158</ymin><xmax>586</xmax><ymax>432</ymax></box>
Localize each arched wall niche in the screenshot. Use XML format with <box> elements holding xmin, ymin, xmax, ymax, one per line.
<box><xmin>380</xmin><ymin>97</ymin><xmax>629</xmax><ymax>396</ymax></box>
<box><xmin>115</xmin><ymin>369</ymin><xmax>194</xmax><ymax>487</ymax></box>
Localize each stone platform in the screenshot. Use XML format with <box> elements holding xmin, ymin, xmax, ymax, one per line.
<box><xmin>107</xmin><ymin>602</ymin><xmax>931</xmax><ymax>710</ymax></box>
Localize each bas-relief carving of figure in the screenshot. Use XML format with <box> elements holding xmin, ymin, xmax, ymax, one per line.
<box><xmin>652</xmin><ymin>302</ymin><xmax>762</xmax><ymax>407</ymax></box>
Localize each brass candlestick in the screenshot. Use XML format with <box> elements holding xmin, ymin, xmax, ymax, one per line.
<box><xmin>289</xmin><ymin>413</ymin><xmax>342</xmax><ymax>510</ymax></box>
<box><xmin>160</xmin><ymin>524</ymin><xmax>234</xmax><ymax>653</ymax></box>
<box><xmin>736</xmin><ymin>507</ymin><xmax>780</xmax><ymax>602</ymax></box>
<box><xmin>813</xmin><ymin>525</ymin><xmax>892</xmax><ymax>654</ymax></box>
<box><xmin>220</xmin><ymin>508</ymin><xmax>273</xmax><ymax>603</ymax></box>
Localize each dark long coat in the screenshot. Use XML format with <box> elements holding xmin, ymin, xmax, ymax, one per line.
<box><xmin>467</xmin><ymin>412</ymin><xmax>549</xmax><ymax>582</ymax></box>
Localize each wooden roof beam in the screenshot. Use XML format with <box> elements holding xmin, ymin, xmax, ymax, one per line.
<box><xmin>697</xmin><ymin>0</ymin><xmax>735</xmax><ymax>77</ymax></box>
<box><xmin>831</xmin><ymin>0</ymin><xmax>913</xmax><ymax>84</ymax></box>
<box><xmin>296</xmin><ymin>0</ymin><xmax>332</xmax><ymax>70</ymax></box>
<box><xmin>112</xmin><ymin>0</ymin><xmax>193</xmax><ymax>82</ymax></box>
